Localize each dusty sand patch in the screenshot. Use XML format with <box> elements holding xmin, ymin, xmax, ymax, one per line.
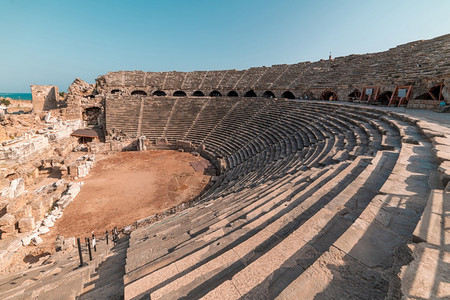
<box><xmin>47</xmin><ymin>150</ymin><xmax>211</xmax><ymax>239</ymax></box>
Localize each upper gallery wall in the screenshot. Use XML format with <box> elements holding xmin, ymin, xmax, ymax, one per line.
<box><xmin>95</xmin><ymin>34</ymin><xmax>450</xmax><ymax>101</ymax></box>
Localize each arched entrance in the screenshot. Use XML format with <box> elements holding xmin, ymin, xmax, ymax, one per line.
<box><xmin>173</xmin><ymin>91</ymin><xmax>187</xmax><ymax>97</ymax></box>
<box><xmin>153</xmin><ymin>90</ymin><xmax>166</xmax><ymax>96</ymax></box>
<box><xmin>192</xmin><ymin>91</ymin><xmax>205</xmax><ymax>97</ymax></box>
<box><xmin>378</xmin><ymin>91</ymin><xmax>393</xmax><ymax>105</ymax></box>
<box><xmin>281</xmin><ymin>91</ymin><xmax>295</xmax><ymax>99</ymax></box>
<box><xmin>227</xmin><ymin>91</ymin><xmax>239</xmax><ymax>97</ymax></box>
<box><xmin>321</xmin><ymin>90</ymin><xmax>338</xmax><ymax>101</ymax></box>
<box><xmin>209</xmin><ymin>90</ymin><xmax>222</xmax><ymax>97</ymax></box>
<box><xmin>415</xmin><ymin>84</ymin><xmax>445</xmax><ymax>100</ymax></box>
<box><xmin>131</xmin><ymin>90</ymin><xmax>147</xmax><ymax>96</ymax></box>
<box><xmin>348</xmin><ymin>89</ymin><xmax>361</xmax><ymax>100</ymax></box>
<box><xmin>111</xmin><ymin>89</ymin><xmax>121</xmax><ymax>95</ymax></box>
<box><xmin>262</xmin><ymin>91</ymin><xmax>275</xmax><ymax>98</ymax></box>
<box><xmin>244</xmin><ymin>90</ymin><xmax>257</xmax><ymax>97</ymax></box>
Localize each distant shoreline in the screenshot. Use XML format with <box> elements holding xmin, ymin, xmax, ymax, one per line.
<box><xmin>0</xmin><ymin>93</ymin><xmax>32</xmax><ymax>100</ymax></box>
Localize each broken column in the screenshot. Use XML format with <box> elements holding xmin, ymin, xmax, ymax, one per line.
<box><xmin>138</xmin><ymin>136</ymin><xmax>147</xmax><ymax>151</ymax></box>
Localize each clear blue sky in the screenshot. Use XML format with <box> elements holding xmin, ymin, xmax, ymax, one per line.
<box><xmin>1</xmin><ymin>0</ymin><xmax>449</xmax><ymax>92</ymax></box>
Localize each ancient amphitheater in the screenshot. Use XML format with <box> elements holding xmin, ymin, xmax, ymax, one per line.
<box><xmin>0</xmin><ymin>34</ymin><xmax>449</xmax><ymax>299</ymax></box>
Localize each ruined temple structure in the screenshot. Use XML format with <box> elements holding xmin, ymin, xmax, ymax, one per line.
<box><xmin>0</xmin><ymin>34</ymin><xmax>449</xmax><ymax>299</ymax></box>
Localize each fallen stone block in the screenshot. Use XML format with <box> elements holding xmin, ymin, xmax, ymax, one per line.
<box><xmin>22</xmin><ymin>235</ymin><xmax>32</xmax><ymax>246</ymax></box>
<box><xmin>62</xmin><ymin>237</ymin><xmax>76</xmax><ymax>251</ymax></box>
<box><xmin>0</xmin><ymin>213</ymin><xmax>15</xmax><ymax>227</ymax></box>
<box><xmin>31</xmin><ymin>200</ymin><xmax>46</xmax><ymax>220</ymax></box>
<box><xmin>38</xmin><ymin>226</ymin><xmax>50</xmax><ymax>234</ymax></box>
<box><xmin>32</xmin><ymin>236</ymin><xmax>43</xmax><ymax>245</ymax></box>
<box><xmin>0</xmin><ymin>178</ymin><xmax>25</xmax><ymax>199</ymax></box>
<box><xmin>43</xmin><ymin>218</ymin><xmax>54</xmax><ymax>228</ymax></box>
<box><xmin>18</xmin><ymin>217</ymin><xmax>35</xmax><ymax>232</ymax></box>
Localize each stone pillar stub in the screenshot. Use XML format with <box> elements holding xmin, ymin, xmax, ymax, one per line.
<box><xmin>31</xmin><ymin>85</ymin><xmax>59</xmax><ymax>112</ymax></box>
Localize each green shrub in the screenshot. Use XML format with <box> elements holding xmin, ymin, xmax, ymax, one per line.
<box><xmin>0</xmin><ymin>99</ymin><xmax>11</xmax><ymax>106</ymax></box>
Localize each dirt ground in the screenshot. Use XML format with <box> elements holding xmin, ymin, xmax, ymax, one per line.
<box><xmin>45</xmin><ymin>150</ymin><xmax>211</xmax><ymax>241</ymax></box>
<box><xmin>0</xmin><ymin>150</ymin><xmax>211</xmax><ymax>275</ymax></box>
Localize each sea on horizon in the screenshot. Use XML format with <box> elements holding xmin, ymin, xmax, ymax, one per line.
<box><xmin>0</xmin><ymin>93</ymin><xmax>32</xmax><ymax>100</ymax></box>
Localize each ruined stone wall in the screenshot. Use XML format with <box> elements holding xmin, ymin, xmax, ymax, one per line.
<box><xmin>31</xmin><ymin>85</ymin><xmax>58</xmax><ymax>112</ymax></box>
<box><xmin>96</xmin><ymin>34</ymin><xmax>450</xmax><ymax>101</ymax></box>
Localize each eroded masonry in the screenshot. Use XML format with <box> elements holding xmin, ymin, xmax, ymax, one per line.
<box><xmin>0</xmin><ymin>34</ymin><xmax>449</xmax><ymax>299</ymax></box>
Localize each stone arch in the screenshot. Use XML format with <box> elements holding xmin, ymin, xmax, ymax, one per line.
<box><xmin>415</xmin><ymin>84</ymin><xmax>445</xmax><ymax>100</ymax></box>
<box><xmin>227</xmin><ymin>91</ymin><xmax>239</xmax><ymax>97</ymax></box>
<box><xmin>131</xmin><ymin>90</ymin><xmax>147</xmax><ymax>96</ymax></box>
<box><xmin>348</xmin><ymin>89</ymin><xmax>361</xmax><ymax>100</ymax></box>
<box><xmin>244</xmin><ymin>90</ymin><xmax>257</xmax><ymax>97</ymax></box>
<box><xmin>173</xmin><ymin>91</ymin><xmax>187</xmax><ymax>97</ymax></box>
<box><xmin>209</xmin><ymin>90</ymin><xmax>222</xmax><ymax>97</ymax></box>
<box><xmin>378</xmin><ymin>91</ymin><xmax>393</xmax><ymax>105</ymax></box>
<box><xmin>262</xmin><ymin>91</ymin><xmax>275</xmax><ymax>98</ymax></box>
<box><xmin>153</xmin><ymin>90</ymin><xmax>166</xmax><ymax>96</ymax></box>
<box><xmin>321</xmin><ymin>90</ymin><xmax>338</xmax><ymax>101</ymax></box>
<box><xmin>111</xmin><ymin>89</ymin><xmax>121</xmax><ymax>95</ymax></box>
<box><xmin>192</xmin><ymin>90</ymin><xmax>205</xmax><ymax>97</ymax></box>
<box><xmin>281</xmin><ymin>91</ymin><xmax>295</xmax><ymax>99</ymax></box>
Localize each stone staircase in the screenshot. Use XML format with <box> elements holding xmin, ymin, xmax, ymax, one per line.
<box><xmin>0</xmin><ymin>236</ymin><xmax>120</xmax><ymax>300</ymax></box>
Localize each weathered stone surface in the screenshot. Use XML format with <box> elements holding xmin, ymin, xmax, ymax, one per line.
<box><xmin>55</xmin><ymin>235</ymin><xmax>64</xmax><ymax>251</ymax></box>
<box><xmin>62</xmin><ymin>237</ymin><xmax>76</xmax><ymax>251</ymax></box>
<box><xmin>18</xmin><ymin>217</ymin><xmax>35</xmax><ymax>232</ymax></box>
<box><xmin>401</xmin><ymin>243</ymin><xmax>450</xmax><ymax>299</ymax></box>
<box><xmin>31</xmin><ymin>85</ymin><xmax>58</xmax><ymax>112</ymax></box>
<box><xmin>38</xmin><ymin>226</ymin><xmax>50</xmax><ymax>234</ymax></box>
<box><xmin>413</xmin><ymin>190</ymin><xmax>449</xmax><ymax>246</ymax></box>
<box><xmin>31</xmin><ymin>235</ymin><xmax>43</xmax><ymax>245</ymax></box>
<box><xmin>0</xmin><ymin>213</ymin><xmax>15</xmax><ymax>227</ymax></box>
<box><xmin>438</xmin><ymin>161</ymin><xmax>450</xmax><ymax>186</ymax></box>
<box><xmin>0</xmin><ymin>178</ymin><xmax>25</xmax><ymax>199</ymax></box>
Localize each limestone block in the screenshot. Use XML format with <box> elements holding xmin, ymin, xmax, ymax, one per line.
<box><xmin>0</xmin><ymin>178</ymin><xmax>25</xmax><ymax>199</ymax></box>
<box><xmin>77</xmin><ymin>165</ymin><xmax>89</xmax><ymax>178</ymax></box>
<box><xmin>43</xmin><ymin>218</ymin><xmax>54</xmax><ymax>228</ymax></box>
<box><xmin>22</xmin><ymin>235</ymin><xmax>32</xmax><ymax>246</ymax></box>
<box><xmin>15</xmin><ymin>205</ymin><xmax>32</xmax><ymax>219</ymax></box>
<box><xmin>56</xmin><ymin>194</ymin><xmax>72</xmax><ymax>210</ymax></box>
<box><xmin>18</xmin><ymin>217</ymin><xmax>35</xmax><ymax>232</ymax></box>
<box><xmin>66</xmin><ymin>182</ymin><xmax>83</xmax><ymax>198</ymax></box>
<box><xmin>42</xmin><ymin>195</ymin><xmax>54</xmax><ymax>208</ymax></box>
<box><xmin>30</xmin><ymin>200</ymin><xmax>46</xmax><ymax>220</ymax></box>
<box><xmin>38</xmin><ymin>226</ymin><xmax>50</xmax><ymax>234</ymax></box>
<box><xmin>62</xmin><ymin>237</ymin><xmax>75</xmax><ymax>251</ymax></box>
<box><xmin>0</xmin><ymin>212</ymin><xmax>15</xmax><ymax>225</ymax></box>
<box><xmin>32</xmin><ymin>235</ymin><xmax>43</xmax><ymax>245</ymax></box>
<box><xmin>44</xmin><ymin>112</ymin><xmax>52</xmax><ymax>123</ymax></box>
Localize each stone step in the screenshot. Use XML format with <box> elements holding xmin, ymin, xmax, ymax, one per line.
<box><xmin>123</xmin><ymin>157</ymin><xmax>369</xmax><ymax>299</ymax></box>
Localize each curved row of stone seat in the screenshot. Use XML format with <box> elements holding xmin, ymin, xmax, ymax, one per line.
<box><xmin>105</xmin><ymin>97</ymin><xmax>141</xmax><ymax>137</ymax></box>
<box><xmin>274</xmin><ymin>102</ymin><xmax>438</xmax><ymax>299</ymax></box>
<box><xmin>203</xmin><ymin>103</ymin><xmax>376</xmax><ymax>188</ymax></box>
<box><xmin>140</xmin><ymin>99</ymin><xmax>176</xmax><ymax>141</ymax></box>
<box><xmin>125</xmin><ymin>154</ymin><xmax>388</xmax><ymax>299</ymax></box>
<box><xmin>122</xmin><ymin>102</ymin><xmax>408</xmax><ymax>297</ymax></box>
